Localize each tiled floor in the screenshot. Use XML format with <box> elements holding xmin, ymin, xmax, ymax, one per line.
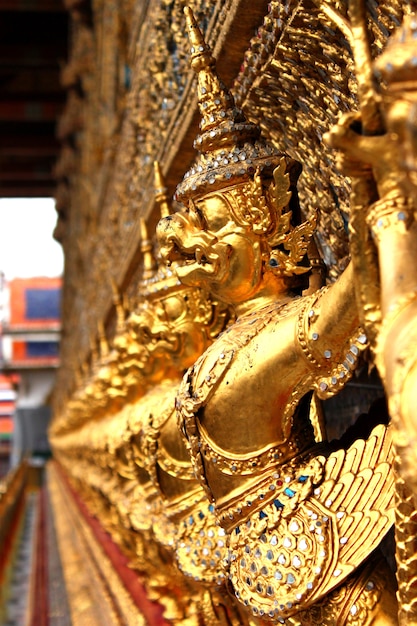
<box><xmin>1</xmin><ymin>485</ymin><xmax>72</xmax><ymax>626</ymax></box>
<box><xmin>46</xmin><ymin>487</ymin><xmax>71</xmax><ymax>626</ymax></box>
<box><xmin>2</xmin><ymin>493</ymin><xmax>38</xmax><ymax>626</ymax></box>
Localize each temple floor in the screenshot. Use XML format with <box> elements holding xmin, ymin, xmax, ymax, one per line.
<box><xmin>0</xmin><ymin>461</ymin><xmax>167</xmax><ymax>626</ymax></box>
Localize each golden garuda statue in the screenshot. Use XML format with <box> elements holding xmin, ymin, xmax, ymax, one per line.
<box><xmin>154</xmin><ymin>5</ymin><xmax>417</xmax><ymax>624</ymax></box>
<box><xmin>50</xmin><ymin>2</ymin><xmax>417</xmax><ymax>624</ymax></box>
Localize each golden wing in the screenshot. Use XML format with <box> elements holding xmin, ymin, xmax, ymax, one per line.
<box><xmin>310</xmin><ymin>422</ymin><xmax>394</xmax><ymax>592</ymax></box>
<box><xmin>228</xmin><ymin>423</ymin><xmax>394</xmax><ymax>618</ymax></box>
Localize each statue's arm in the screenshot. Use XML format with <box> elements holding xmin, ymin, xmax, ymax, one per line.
<box><xmin>325</xmin><ymin>114</ymin><xmax>417</xmax><ymax>321</ymax></box>
<box><xmin>326</xmin><ymin>111</ymin><xmax>417</xmax><ymax>469</ymax></box>
<box><xmin>295</xmin><ymin>262</ymin><xmax>367</xmax><ymax>399</ymax></box>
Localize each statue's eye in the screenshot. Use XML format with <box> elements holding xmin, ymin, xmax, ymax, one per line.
<box><xmin>187</xmin><ymin>200</ymin><xmax>206</xmax><ymax>228</ymax></box>
<box><xmin>163</xmin><ymin>296</ymin><xmax>185</xmax><ymax>322</ymax></box>
<box><xmin>195</xmin><ymin>207</ymin><xmax>206</xmax><ymax>228</ymax></box>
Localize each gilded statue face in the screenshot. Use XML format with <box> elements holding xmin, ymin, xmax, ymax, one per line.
<box><xmin>160</xmin><ymin>290</ymin><xmax>211</xmax><ymax>369</ymax></box>
<box><xmin>157</xmin><ymin>189</ymin><xmax>264</xmax><ymax>305</ymax></box>
<box><xmin>130</xmin><ymin>303</ymin><xmax>180</xmax><ymax>359</ymax></box>
<box><xmin>129</xmin><ymin>290</ymin><xmax>210</xmax><ymax>374</ymax></box>
<box><xmin>126</xmin><ymin>306</ymin><xmax>174</xmax><ymax>383</ymax></box>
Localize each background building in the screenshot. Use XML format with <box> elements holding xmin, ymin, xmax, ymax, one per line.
<box><xmin>0</xmin><ymin>373</ymin><xmax>17</xmax><ymax>476</ymax></box>
<box><xmin>0</xmin><ymin>276</ymin><xmax>61</xmax><ymax>469</ymax></box>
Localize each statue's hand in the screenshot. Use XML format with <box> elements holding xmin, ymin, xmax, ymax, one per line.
<box><xmin>324</xmin><ymin>112</ymin><xmax>374</xmax><ymax>178</ymax></box>
<box><xmin>325</xmin><ymin>112</ymin><xmax>406</xmax><ymax>200</ymax></box>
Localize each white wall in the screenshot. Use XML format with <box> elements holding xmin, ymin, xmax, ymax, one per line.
<box><xmin>16</xmin><ymin>369</ymin><xmax>57</xmax><ymax>409</ymax></box>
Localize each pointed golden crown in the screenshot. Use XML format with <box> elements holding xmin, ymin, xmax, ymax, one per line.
<box><xmin>138</xmin><ymin>163</ymin><xmax>183</xmax><ymax>300</ymax></box>
<box><xmin>175</xmin><ymin>6</ymin><xmax>285</xmax><ymax>203</ymax></box>
<box><xmin>154</xmin><ymin>161</ymin><xmax>170</xmax><ymax>218</ymax></box>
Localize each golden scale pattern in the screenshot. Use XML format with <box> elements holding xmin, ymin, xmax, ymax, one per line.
<box><xmin>233</xmin><ymin>0</ymin><xmax>406</xmax><ymax>279</ymax></box>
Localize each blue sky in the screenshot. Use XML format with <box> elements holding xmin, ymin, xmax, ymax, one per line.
<box><xmin>0</xmin><ymin>198</ymin><xmax>64</xmax><ymax>279</ymax></box>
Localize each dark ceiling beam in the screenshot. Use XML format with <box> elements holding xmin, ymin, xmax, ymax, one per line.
<box><xmin>0</xmin><ymin>170</ymin><xmax>56</xmax><ymax>182</ymax></box>
<box><xmin>0</xmin><ymin>43</ymin><xmax>67</xmax><ymax>66</ymax></box>
<box><xmin>0</xmin><ymin>74</ymin><xmax>63</xmax><ymax>97</ymax></box>
<box><xmin>0</xmin><ymin>161</ymin><xmax>55</xmax><ymax>182</ymax></box>
<box><xmin>0</xmin><ymin>100</ymin><xmax>64</xmax><ymax>122</ymax></box>
<box><xmin>0</xmin><ymin>92</ymin><xmax>64</xmax><ymax>101</ymax></box>
<box><xmin>0</xmin><ymin>182</ymin><xmax>56</xmax><ymax>197</ymax></box>
<box><xmin>0</xmin><ymin>170</ymin><xmax>55</xmax><ymax>180</ymax></box>
<box><xmin>0</xmin><ymin>136</ymin><xmax>60</xmax><ymax>157</ymax></box>
<box><xmin>0</xmin><ymin>5</ymin><xmax>68</xmax><ymax>199</ymax></box>
<box><xmin>0</xmin><ymin>1</ymin><xmax>65</xmax><ymax>11</ymax></box>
